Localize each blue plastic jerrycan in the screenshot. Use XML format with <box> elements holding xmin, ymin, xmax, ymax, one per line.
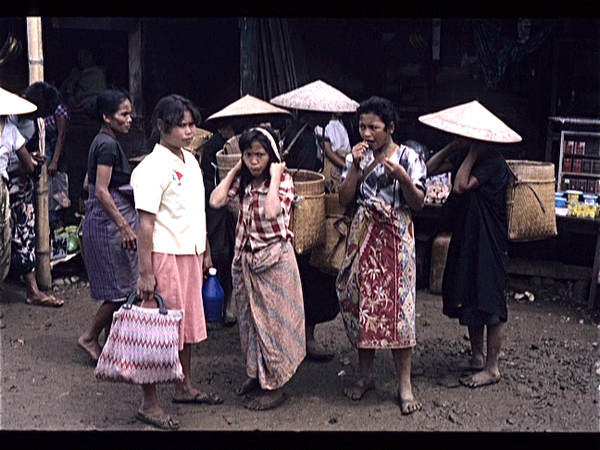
<box><xmin>203</xmin><ymin>267</ymin><xmax>224</xmax><ymax>323</ymax></box>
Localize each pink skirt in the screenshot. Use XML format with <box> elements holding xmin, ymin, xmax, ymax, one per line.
<box><xmin>142</xmin><ymin>252</ymin><xmax>207</xmax><ymax>350</ymax></box>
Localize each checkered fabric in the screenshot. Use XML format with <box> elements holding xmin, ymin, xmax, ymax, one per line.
<box><xmin>228</xmin><ymin>171</ymin><xmax>295</xmax><ymax>262</ymax></box>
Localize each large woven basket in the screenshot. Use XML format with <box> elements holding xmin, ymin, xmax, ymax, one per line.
<box><xmin>505</xmin><ymin>160</ymin><xmax>557</xmax><ymax>242</ymax></box>
<box><xmin>216</xmin><ymin>149</ymin><xmax>241</xmax><ymax>181</ymax></box>
<box><xmin>288</xmin><ymin>169</ymin><xmax>326</xmax><ymax>254</ymax></box>
<box><xmin>309</xmin><ymin>192</ymin><xmax>354</xmax><ymax>274</ymax></box>
<box><xmin>216</xmin><ymin>149</ymin><xmax>241</xmax><ymax>217</ymax></box>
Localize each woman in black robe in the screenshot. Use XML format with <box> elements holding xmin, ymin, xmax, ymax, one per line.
<box><xmin>427</xmin><ymin>137</ymin><xmax>509</xmax><ymax>388</ymax></box>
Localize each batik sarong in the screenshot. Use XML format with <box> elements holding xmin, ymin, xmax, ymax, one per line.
<box><xmin>82</xmin><ymin>184</ymin><xmax>139</xmax><ymax>302</ymax></box>
<box><xmin>0</xmin><ymin>178</ymin><xmax>11</xmax><ymax>281</ymax></box>
<box><xmin>336</xmin><ymin>204</ymin><xmax>417</xmax><ymax>349</ymax></box>
<box><xmin>9</xmin><ymin>176</ymin><xmax>36</xmax><ymax>276</ymax></box>
<box><xmin>233</xmin><ymin>240</ymin><xmax>306</xmax><ymax>390</ymax></box>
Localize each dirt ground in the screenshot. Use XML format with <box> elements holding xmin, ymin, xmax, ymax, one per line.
<box><xmin>0</xmin><ymin>257</ymin><xmax>599</xmax><ymax>437</ymax></box>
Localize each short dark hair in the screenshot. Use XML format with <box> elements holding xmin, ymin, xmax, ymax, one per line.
<box><xmin>150</xmin><ymin>94</ymin><xmax>201</xmax><ymax>144</ymax></box>
<box><xmin>84</xmin><ymin>89</ymin><xmax>131</xmax><ymax>123</ymax></box>
<box><xmin>238</xmin><ymin>127</ymin><xmax>279</xmax><ymax>200</ymax></box>
<box><xmin>357</xmin><ymin>96</ymin><xmax>399</xmax><ymax>132</ymax></box>
<box><xmin>21</xmin><ymin>82</ymin><xmax>59</xmax><ymax>118</ymax></box>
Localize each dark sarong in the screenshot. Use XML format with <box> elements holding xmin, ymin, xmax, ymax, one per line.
<box><xmin>82</xmin><ymin>184</ymin><xmax>139</xmax><ymax>302</ymax></box>
<box><xmin>1</xmin><ymin>179</ymin><xmax>11</xmax><ymax>281</ymax></box>
<box><xmin>297</xmin><ymin>252</ymin><xmax>339</xmax><ymax>326</ymax></box>
<box><xmin>9</xmin><ymin>176</ymin><xmax>36</xmax><ymax>276</ymax></box>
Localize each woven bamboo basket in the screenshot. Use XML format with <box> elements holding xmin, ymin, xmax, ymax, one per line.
<box><xmin>216</xmin><ymin>149</ymin><xmax>241</xmax><ymax>217</ymax></box>
<box><xmin>505</xmin><ymin>160</ymin><xmax>557</xmax><ymax>242</ymax></box>
<box><xmin>288</xmin><ymin>169</ymin><xmax>326</xmax><ymax>254</ymax></box>
<box><xmin>216</xmin><ymin>149</ymin><xmax>241</xmax><ymax>181</ymax></box>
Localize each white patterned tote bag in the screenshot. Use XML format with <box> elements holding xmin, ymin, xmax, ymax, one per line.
<box><xmin>95</xmin><ymin>292</ymin><xmax>184</xmax><ymax>384</ymax></box>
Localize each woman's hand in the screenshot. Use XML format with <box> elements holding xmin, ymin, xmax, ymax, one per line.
<box><xmin>203</xmin><ymin>251</ymin><xmax>213</xmax><ymax>276</ymax></box>
<box><xmin>30</xmin><ymin>152</ymin><xmax>46</xmax><ymax>166</ymax></box>
<box><xmin>269</xmin><ymin>162</ymin><xmax>286</xmax><ymax>180</ymax></box>
<box><xmin>119</xmin><ymin>223</ymin><xmax>137</xmax><ymax>250</ymax></box>
<box><xmin>47</xmin><ymin>159</ymin><xmax>59</xmax><ymax>176</ymax></box>
<box><xmin>137</xmin><ymin>271</ymin><xmax>156</xmax><ymax>302</ymax></box>
<box><xmin>351</xmin><ymin>141</ymin><xmax>369</xmax><ymax>167</ymax></box>
<box><xmin>383</xmin><ymin>157</ymin><xmax>407</xmax><ymax>182</ymax></box>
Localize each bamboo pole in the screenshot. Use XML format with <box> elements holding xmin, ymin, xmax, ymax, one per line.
<box><xmin>26</xmin><ymin>17</ymin><xmax>52</xmax><ymax>290</ymax></box>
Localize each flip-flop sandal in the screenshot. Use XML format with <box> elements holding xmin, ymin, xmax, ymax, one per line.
<box><xmin>173</xmin><ymin>391</ymin><xmax>224</xmax><ymax>405</ymax></box>
<box><xmin>343</xmin><ymin>379</ymin><xmax>375</xmax><ymax>401</ymax></box>
<box><xmin>136</xmin><ymin>411</ymin><xmax>179</xmax><ymax>430</ymax></box>
<box><xmin>26</xmin><ymin>295</ymin><xmax>64</xmax><ymax>308</ymax></box>
<box><xmin>459</xmin><ymin>374</ymin><xmax>501</xmax><ymax>388</ymax></box>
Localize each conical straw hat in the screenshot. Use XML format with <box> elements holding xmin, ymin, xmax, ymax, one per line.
<box><xmin>206</xmin><ymin>94</ymin><xmax>292</xmax><ymax>122</ymax></box>
<box><xmin>270</xmin><ymin>80</ymin><xmax>359</xmax><ymax>113</ymax></box>
<box><xmin>418</xmin><ymin>100</ymin><xmax>522</xmax><ymax>143</ymax></box>
<box><xmin>0</xmin><ymin>86</ymin><xmax>37</xmax><ymax>115</ymax></box>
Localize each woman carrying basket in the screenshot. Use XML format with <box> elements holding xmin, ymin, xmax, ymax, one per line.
<box><xmin>422</xmin><ymin>100</ymin><xmax>522</xmax><ymax>389</ymax></box>
<box><xmin>210</xmin><ymin>127</ymin><xmax>305</xmax><ymax>411</ymax></box>
<box><xmin>131</xmin><ymin>94</ymin><xmax>223</xmax><ymax>430</ymax></box>
<box><xmin>336</xmin><ymin>96</ymin><xmax>426</xmax><ymax>415</ymax></box>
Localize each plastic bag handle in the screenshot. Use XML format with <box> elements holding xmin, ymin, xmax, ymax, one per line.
<box><xmin>124</xmin><ymin>292</ymin><xmax>168</xmax><ymax>315</ymax></box>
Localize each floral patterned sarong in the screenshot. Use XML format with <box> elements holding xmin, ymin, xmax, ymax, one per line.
<box><xmin>336</xmin><ymin>204</ymin><xmax>417</xmax><ymax>349</ymax></box>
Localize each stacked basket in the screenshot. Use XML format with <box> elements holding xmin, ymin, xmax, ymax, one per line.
<box><xmin>215</xmin><ymin>149</ymin><xmax>241</xmax><ymax>217</ymax></box>
<box><xmin>288</xmin><ymin>169</ymin><xmax>326</xmax><ymax>254</ymax></box>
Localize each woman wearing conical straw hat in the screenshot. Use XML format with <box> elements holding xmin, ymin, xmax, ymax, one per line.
<box><xmin>423</xmin><ymin>100</ymin><xmax>521</xmax><ymax>389</ymax></box>
<box><xmin>3</xmin><ymin>82</ymin><xmax>64</xmax><ymax>307</ymax></box>
<box><xmin>0</xmin><ymin>86</ymin><xmax>38</xmax><ymax>283</ymax></box>
<box><xmin>272</xmin><ymin>80</ymin><xmax>360</xmax><ymax>362</ymax></box>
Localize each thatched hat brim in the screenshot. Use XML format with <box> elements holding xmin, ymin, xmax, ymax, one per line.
<box><xmin>0</xmin><ymin>87</ymin><xmax>37</xmax><ymax>116</ymax></box>
<box><xmin>270</xmin><ymin>80</ymin><xmax>359</xmax><ymax>113</ymax></box>
<box><xmin>206</xmin><ymin>94</ymin><xmax>292</xmax><ymax>122</ymax></box>
<box><xmin>183</xmin><ymin>127</ymin><xmax>212</xmax><ymax>152</ymax></box>
<box><xmin>418</xmin><ymin>100</ymin><xmax>522</xmax><ymax>143</ymax></box>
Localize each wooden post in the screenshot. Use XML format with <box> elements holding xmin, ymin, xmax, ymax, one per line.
<box><xmin>128</xmin><ymin>21</ymin><xmax>143</xmax><ymax>118</ymax></box>
<box><xmin>26</xmin><ymin>16</ymin><xmax>52</xmax><ymax>290</ymax></box>
<box><xmin>240</xmin><ymin>18</ymin><xmax>258</xmax><ymax>97</ymax></box>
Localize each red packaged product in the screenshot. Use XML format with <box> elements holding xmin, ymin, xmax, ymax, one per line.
<box><xmin>576</xmin><ymin>141</ymin><xmax>586</xmax><ymax>155</ymax></box>
<box><xmin>565</xmin><ymin>141</ymin><xmax>575</xmax><ymax>155</ymax></box>
<box><xmin>563</xmin><ymin>157</ymin><xmax>573</xmax><ymax>172</ymax></box>
<box><xmin>572</xmin><ymin>159</ymin><xmax>582</xmax><ymax>173</ymax></box>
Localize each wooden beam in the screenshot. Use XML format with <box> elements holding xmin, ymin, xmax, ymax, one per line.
<box><xmin>50</xmin><ymin>17</ymin><xmax>138</xmax><ymax>31</ymax></box>
<box><xmin>507</xmin><ymin>257</ymin><xmax>592</xmax><ymax>281</ymax></box>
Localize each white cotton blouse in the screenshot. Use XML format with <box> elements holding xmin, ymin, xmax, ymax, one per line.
<box><xmin>131</xmin><ymin>144</ymin><xmax>207</xmax><ymax>255</ymax></box>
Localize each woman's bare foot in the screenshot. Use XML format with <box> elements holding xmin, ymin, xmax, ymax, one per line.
<box><xmin>236</xmin><ymin>377</ymin><xmax>260</xmax><ymax>396</ymax></box>
<box><xmin>469</xmin><ymin>354</ymin><xmax>485</xmax><ymax>370</ymax></box>
<box><xmin>26</xmin><ymin>293</ymin><xmax>63</xmax><ymax>307</ymax></box>
<box><xmin>343</xmin><ymin>378</ymin><xmax>375</xmax><ymax>400</ymax></box>
<box><xmin>77</xmin><ymin>335</ymin><xmax>101</xmax><ymax>361</ymax></box>
<box><xmin>244</xmin><ymin>389</ymin><xmax>286</xmax><ymax>411</ymax></box>
<box><xmin>459</xmin><ymin>369</ymin><xmax>501</xmax><ymax>388</ymax></box>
